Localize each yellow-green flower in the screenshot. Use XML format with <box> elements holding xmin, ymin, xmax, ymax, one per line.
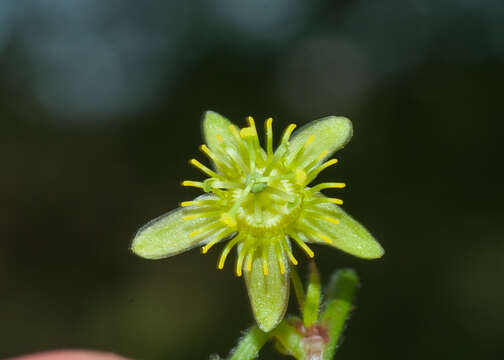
<box><xmin>131</xmin><ymin>111</ymin><xmax>383</xmax><ymax>331</ymax></box>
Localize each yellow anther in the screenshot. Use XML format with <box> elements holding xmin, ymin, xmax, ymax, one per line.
<box><xmin>323</xmin><ymin>216</ymin><xmax>340</xmax><ymax>225</ymax></box>
<box><xmin>236</xmin><ymin>248</ymin><xmax>247</xmax><ymax>277</ymax></box>
<box><xmin>278</xmin><ymin>258</ymin><xmax>286</xmax><ymax>274</ymax></box>
<box><xmin>317</xmin><ymin>150</ymin><xmax>329</xmax><ymax>160</ymax></box>
<box><xmin>308</xmin><ymin>182</ymin><xmax>347</xmax><ymax>193</ymax></box>
<box><xmin>216</xmin><ymin>134</ymin><xmax>223</xmax><ymax>143</ymax></box>
<box><xmin>228</xmin><ymin>125</ymin><xmax>241</xmax><ymax>141</ymax></box>
<box><xmin>181</xmin><ymin>180</ymin><xmax>203</xmax><ymax>188</ymax></box>
<box><xmin>261</xmin><ymin>245</ymin><xmax>269</xmax><ymax>275</ymax></box>
<box><xmin>247</xmin><ymin>116</ymin><xmax>256</xmax><ymax>128</ymax></box>
<box><xmin>201</xmin><ymin>238</ymin><xmax>220</xmax><ymax>254</ymax></box>
<box><xmin>189</xmin><ymin>159</ymin><xmax>219</xmax><ymax>178</ymax></box>
<box><xmin>316</xmin><ymin>233</ymin><xmax>333</xmax><ymax>244</ymax></box>
<box><xmin>321</xmin><ymin>158</ymin><xmax>338</xmax><ymax>169</ymax></box>
<box><xmin>217</xmin><ymin>236</ymin><xmax>240</xmax><ymax>270</ymax></box>
<box><xmin>246</xmin><ymin>247</ymin><xmax>256</xmax><ymax>272</ymax></box>
<box><xmin>199</xmin><ymin>144</ymin><xmax>211</xmax><ymax>156</ymax></box>
<box><xmin>295</xmin><ymin>169</ymin><xmax>307</xmax><ymax>185</ymax></box>
<box><xmin>180</xmin><ymin>201</ymin><xmax>195</xmax><ymax>207</ymax></box>
<box><xmin>189</xmin><ymin>229</ymin><xmax>203</xmax><ymax>238</ymax></box>
<box><xmin>304</xmin><ymin>135</ymin><xmax>316</xmax><ymax>148</ymax></box>
<box><xmin>265</xmin><ymin>117</ymin><xmax>274</xmax><ymax>157</ymax></box>
<box><xmin>183</xmin><ymin>215</ymin><xmax>196</xmax><ymax>221</ymax></box>
<box><xmin>275</xmin><ymin>242</ymin><xmax>286</xmax><ymax>275</ymax></box>
<box><xmin>221</xmin><ymin>213</ymin><xmax>237</xmax><ymax>227</ymax></box>
<box><xmin>287</xmin><ymin>252</ymin><xmax>298</xmax><ymax>265</ymax></box>
<box><xmin>290</xmin><ymin>232</ymin><xmax>315</xmax><ymax>258</ymax></box>
<box><xmin>282</xmin><ymin>124</ymin><xmax>297</xmax><ymax>144</ymax></box>
<box><xmin>328</xmin><ymin>198</ymin><xmax>344</xmax><ymax>205</ymax></box>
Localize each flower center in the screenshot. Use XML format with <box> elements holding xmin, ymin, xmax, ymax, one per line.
<box><xmin>235</xmin><ymin>174</ymin><xmax>303</xmax><ymax>237</ymax></box>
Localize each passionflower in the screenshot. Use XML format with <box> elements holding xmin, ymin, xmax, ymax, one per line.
<box><xmin>131</xmin><ymin>111</ymin><xmax>383</xmax><ymax>331</ymax></box>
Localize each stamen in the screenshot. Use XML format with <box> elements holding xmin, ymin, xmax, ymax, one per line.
<box><xmin>217</xmin><ymin>235</ymin><xmax>241</xmax><ymax>270</ymax></box>
<box><xmin>236</xmin><ymin>243</ymin><xmax>250</xmax><ymax>277</ymax></box>
<box><xmin>201</xmin><ymin>229</ymin><xmax>233</xmax><ymax>254</ymax></box>
<box><xmin>189</xmin><ymin>220</ymin><xmax>221</xmax><ymax>238</ymax></box>
<box><xmin>180</xmin><ymin>201</ymin><xmax>196</xmax><ymax>207</ymax></box>
<box><xmin>281</xmin><ymin>124</ymin><xmax>297</xmax><ymax>145</ymax></box>
<box><xmin>289</xmin><ymin>135</ymin><xmax>316</xmax><ymax>167</ymax></box>
<box><xmin>262</xmin><ymin>245</ymin><xmax>269</xmax><ymax>275</ymax></box>
<box><xmin>201</xmin><ymin>239</ymin><xmax>220</xmax><ymax>254</ymax></box>
<box><xmin>247</xmin><ymin>116</ymin><xmax>256</xmax><ymax>129</ymax></box>
<box><xmin>307</xmin><ymin>182</ymin><xmax>346</xmax><ymax>194</ymax></box>
<box><xmin>306</xmin><ymin>197</ymin><xmax>344</xmax><ymax>206</ymax></box>
<box><xmin>305</xmin><ymin>135</ymin><xmax>316</xmax><ymax>147</ymax></box>
<box><xmin>303</xmin><ymin>208</ymin><xmax>340</xmax><ymax>225</ymax></box>
<box><xmin>275</xmin><ymin>241</ymin><xmax>286</xmax><ymax>274</ymax></box>
<box><xmin>246</xmin><ymin>245</ymin><xmax>256</xmax><ymax>272</ymax></box>
<box><xmin>206</xmin><ymin>180</ymin><xmax>240</xmax><ymax>189</ymax></box>
<box><xmin>306</xmin><ymin>158</ymin><xmax>338</xmax><ymax>183</ymax></box>
<box><xmin>327</xmin><ymin>198</ymin><xmax>344</xmax><ymax>205</ymax></box>
<box><xmin>289</xmin><ymin>232</ymin><xmax>315</xmax><ymax>258</ymax></box>
<box><xmin>282</xmin><ymin>237</ymin><xmax>298</xmax><ymax>265</ymax></box>
<box><xmin>181</xmin><ymin>180</ymin><xmax>204</xmax><ymax>189</ymax></box>
<box><xmin>265</xmin><ymin>117</ymin><xmax>273</xmax><ymax>160</ymax></box>
<box><xmin>303</xmin><ymin>149</ymin><xmax>329</xmax><ymax>173</ymax></box>
<box><xmin>322</xmin><ymin>216</ymin><xmax>339</xmax><ymax>225</ymax></box>
<box><xmin>183</xmin><ymin>210</ymin><xmax>221</xmax><ymax>221</ymax></box>
<box><xmin>199</xmin><ymin>144</ymin><xmax>234</xmax><ymax>172</ymax></box>
<box><xmin>228</xmin><ymin>125</ymin><xmax>242</xmax><ymax>143</ymax></box>
<box><xmin>219</xmin><ymin>145</ymin><xmax>248</xmax><ymax>173</ymax></box>
<box><xmin>264</xmin><ymin>123</ymin><xmax>297</xmax><ymax>175</ymax></box>
<box><xmin>315</xmin><ymin>233</ymin><xmax>333</xmax><ymax>244</ymax></box>
<box><xmin>318</xmin><ymin>150</ymin><xmax>329</xmax><ymax>160</ymax></box>
<box><xmin>189</xmin><ymin>159</ymin><xmax>221</xmax><ymax>179</ymax></box>
<box><xmin>180</xmin><ymin>199</ymin><xmax>216</xmax><ymax>207</ymax></box>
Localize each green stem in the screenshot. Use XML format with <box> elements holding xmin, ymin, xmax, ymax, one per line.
<box><xmin>290</xmin><ymin>265</ymin><xmax>305</xmax><ymax>311</ymax></box>
<box><xmin>228</xmin><ymin>326</ymin><xmax>270</xmax><ymax>360</ymax></box>
<box><xmin>303</xmin><ymin>261</ymin><xmax>321</xmax><ymax>327</ymax></box>
<box><xmin>320</xmin><ymin>269</ymin><xmax>359</xmax><ymax>360</ymax></box>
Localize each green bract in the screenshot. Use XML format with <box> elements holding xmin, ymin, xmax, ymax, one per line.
<box><xmin>131</xmin><ymin>111</ymin><xmax>383</xmax><ymax>331</ymax></box>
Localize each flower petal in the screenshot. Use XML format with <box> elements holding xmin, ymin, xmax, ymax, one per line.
<box><xmin>202</xmin><ymin>110</ymin><xmax>240</xmax><ymax>151</ymax></box>
<box><xmin>299</xmin><ymin>197</ymin><xmax>384</xmax><ymax>259</ymax></box>
<box><xmin>286</xmin><ymin>116</ymin><xmax>353</xmax><ymax>170</ymax></box>
<box><xmin>244</xmin><ymin>240</ymin><xmax>290</xmax><ymax>332</ymax></box>
<box><xmin>131</xmin><ymin>195</ymin><xmax>225</xmax><ymax>259</ymax></box>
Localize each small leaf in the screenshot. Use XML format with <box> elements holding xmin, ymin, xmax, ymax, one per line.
<box><xmin>202</xmin><ymin>111</ymin><xmax>240</xmax><ymax>152</ymax></box>
<box><xmin>287</xmin><ymin>116</ymin><xmax>353</xmax><ymax>169</ymax></box>
<box><xmin>303</xmin><ymin>196</ymin><xmax>384</xmax><ymax>259</ymax></box>
<box><xmin>321</xmin><ymin>269</ymin><xmax>359</xmax><ymax>360</ymax></box>
<box><xmin>303</xmin><ymin>262</ymin><xmax>321</xmax><ymax>328</ymax></box>
<box><xmin>228</xmin><ymin>326</ymin><xmax>270</xmax><ymax>360</ymax></box>
<box><xmin>244</xmin><ymin>240</ymin><xmax>290</xmax><ymax>332</ymax></box>
<box><xmin>131</xmin><ymin>195</ymin><xmax>222</xmax><ymax>259</ymax></box>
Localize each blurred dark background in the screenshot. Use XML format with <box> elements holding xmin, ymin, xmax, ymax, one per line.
<box><xmin>1</xmin><ymin>0</ymin><xmax>503</xmax><ymax>359</ymax></box>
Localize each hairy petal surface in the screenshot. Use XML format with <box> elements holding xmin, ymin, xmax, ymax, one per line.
<box><xmin>244</xmin><ymin>240</ymin><xmax>290</xmax><ymax>332</ymax></box>
<box><xmin>299</xmin><ymin>196</ymin><xmax>384</xmax><ymax>259</ymax></box>
<box><xmin>131</xmin><ymin>195</ymin><xmax>225</xmax><ymax>259</ymax></box>
<box><xmin>202</xmin><ymin>110</ymin><xmax>240</xmax><ymax>152</ymax></box>
<box><xmin>286</xmin><ymin>116</ymin><xmax>353</xmax><ymax>169</ymax></box>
